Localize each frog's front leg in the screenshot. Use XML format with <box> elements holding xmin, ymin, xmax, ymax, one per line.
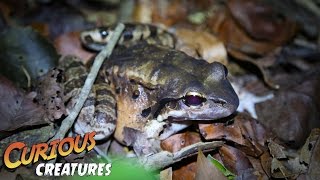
<box><xmin>74</xmin><ymin>81</ymin><xmax>117</xmax><ymax>140</ymax></box>
<box><xmin>61</xmin><ymin>56</ymin><xmax>116</xmax><ymax>140</ymax></box>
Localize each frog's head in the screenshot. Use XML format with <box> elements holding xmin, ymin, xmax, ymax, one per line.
<box><xmin>154</xmin><ymin>61</ymin><xmax>239</xmax><ymax>122</ymax></box>
<box><xmin>80</xmin><ymin>27</ymin><xmax>114</xmax><ymax>51</ymax></box>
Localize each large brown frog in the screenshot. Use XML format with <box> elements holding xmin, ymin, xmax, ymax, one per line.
<box><xmin>63</xmin><ymin>28</ymin><xmax>239</xmax><ymax>155</ymax></box>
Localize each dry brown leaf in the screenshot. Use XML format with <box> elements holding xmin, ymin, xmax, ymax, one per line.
<box><xmin>160</xmin><ymin>167</ymin><xmax>172</xmax><ymax>180</ymax></box>
<box><xmin>267</xmin><ymin>140</ymin><xmax>287</xmax><ymax>159</ymax></box>
<box><xmin>198</xmin><ymin>121</ymin><xmax>244</xmax><ymax>144</ymax></box>
<box><xmin>219</xmin><ymin>145</ymin><xmax>253</xmax><ymax>175</ymax></box>
<box><xmin>227</xmin><ymin>0</ymin><xmax>297</xmax><ymax>44</ymax></box>
<box><xmin>235</xmin><ymin>113</ymin><xmax>268</xmax><ymax>157</ymax></box>
<box><xmin>172</xmin><ymin>162</ymin><xmax>197</xmax><ymax>180</ymax></box>
<box><xmin>227</xmin><ymin>48</ymin><xmax>281</xmax><ymax>89</ymax></box>
<box><xmin>271</xmin><ymin>158</ymin><xmax>291</xmax><ymax>178</ymax></box>
<box><xmin>161</xmin><ymin>132</ymin><xmax>201</xmax><ymax>180</ymax></box>
<box><xmin>246</xmin><ymin>156</ymin><xmax>269</xmax><ymax>179</ymax></box>
<box><xmin>305</xmin><ymin>129</ymin><xmax>320</xmax><ymax>179</ymax></box>
<box><xmin>260</xmin><ymin>151</ymin><xmax>272</xmax><ymax>178</ymax></box>
<box><xmin>256</xmin><ymin>91</ymin><xmax>318</xmax><ymax>147</ymax></box>
<box><xmin>195</xmin><ymin>150</ymin><xmax>227</xmax><ymax>180</ymax></box>
<box><xmin>235</xmin><ymin>168</ymin><xmax>262</xmax><ymax>180</ymax></box>
<box><xmin>299</xmin><ymin>128</ymin><xmax>320</xmax><ymax>165</ymax></box>
<box><xmin>151</xmin><ymin>0</ymin><xmax>187</xmax><ymax>26</ymax></box>
<box><xmin>133</xmin><ymin>0</ymin><xmax>152</xmax><ymax>23</ymax></box>
<box><xmin>161</xmin><ymin>132</ymin><xmax>201</xmax><ymax>153</ymax></box>
<box><xmin>209</xmin><ymin>9</ymin><xmax>278</xmax><ymax>56</ymax></box>
<box><xmin>270</xmin><ymin>157</ymin><xmax>306</xmax><ymax>179</ymax></box>
<box><xmin>0</xmin><ymin>76</ymin><xmax>47</xmax><ymax>133</ymax></box>
<box><xmin>208</xmin><ymin>0</ymin><xmax>297</xmax><ymax>89</ymax></box>
<box><xmin>30</xmin><ymin>22</ymin><xmax>50</xmax><ymax>37</ymax></box>
<box><xmin>54</xmin><ymin>31</ymin><xmax>95</xmax><ymax>62</ymax></box>
<box><xmin>175</xmin><ymin>28</ymin><xmax>228</xmax><ymax>65</ymax></box>
<box><xmin>265</xmin><ymin>139</ymin><xmax>309</xmax><ymax>178</ymax></box>
<box><xmin>199</xmin><ymin>113</ymin><xmax>268</xmax><ymax>157</ymax></box>
<box><xmin>35</xmin><ymin>68</ymin><xmax>67</xmax><ymax>122</ymax></box>
<box><xmin>209</xmin><ymin>1</ymin><xmax>296</xmax><ymax>58</ymax></box>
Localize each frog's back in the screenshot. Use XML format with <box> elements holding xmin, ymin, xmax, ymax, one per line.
<box><xmin>106</xmin><ymin>43</ymin><xmax>211</xmax><ymax>80</ymax></box>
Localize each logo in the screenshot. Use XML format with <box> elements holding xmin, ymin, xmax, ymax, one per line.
<box><xmin>3</xmin><ymin>131</ymin><xmax>112</xmax><ymax>176</ymax></box>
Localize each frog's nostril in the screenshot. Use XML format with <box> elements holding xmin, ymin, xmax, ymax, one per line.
<box><xmin>211</xmin><ymin>98</ymin><xmax>227</xmax><ymax>106</ymax></box>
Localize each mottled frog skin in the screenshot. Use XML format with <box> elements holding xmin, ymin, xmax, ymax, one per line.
<box><xmin>80</xmin><ymin>23</ymin><xmax>175</xmax><ymax>51</ymax></box>
<box><xmin>62</xmin><ymin>43</ymin><xmax>239</xmax><ymax>155</ymax></box>
<box><xmin>60</xmin><ymin>56</ymin><xmax>117</xmax><ymax>141</ymax></box>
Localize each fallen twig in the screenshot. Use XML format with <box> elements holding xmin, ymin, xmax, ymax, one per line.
<box><xmin>50</xmin><ymin>23</ymin><xmax>125</xmax><ymax>146</ymax></box>
<box><xmin>140</xmin><ymin>141</ymin><xmax>224</xmax><ymax>171</ymax></box>
<box><xmin>295</xmin><ymin>0</ymin><xmax>320</xmax><ymax>18</ymax></box>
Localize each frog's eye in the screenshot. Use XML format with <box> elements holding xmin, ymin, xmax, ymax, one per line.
<box><xmin>184</xmin><ymin>92</ymin><xmax>206</xmax><ymax>106</ymax></box>
<box><xmin>99</xmin><ymin>29</ymin><xmax>109</xmax><ymax>39</ymax></box>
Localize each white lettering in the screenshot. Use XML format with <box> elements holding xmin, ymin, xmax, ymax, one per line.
<box><xmin>78</xmin><ymin>163</ymin><xmax>88</xmax><ymax>176</ymax></box>
<box><xmin>44</xmin><ymin>163</ymin><xmax>54</xmax><ymax>176</ymax></box>
<box><xmin>70</xmin><ymin>163</ymin><xmax>78</xmax><ymax>176</ymax></box>
<box><xmin>97</xmin><ymin>163</ymin><xmax>105</xmax><ymax>176</ymax></box>
<box><xmin>60</xmin><ymin>163</ymin><xmax>70</xmax><ymax>176</ymax></box>
<box><xmin>54</xmin><ymin>163</ymin><xmax>62</xmax><ymax>176</ymax></box>
<box><xmin>35</xmin><ymin>163</ymin><xmax>45</xmax><ymax>176</ymax></box>
<box><xmin>105</xmin><ymin>163</ymin><xmax>112</xmax><ymax>176</ymax></box>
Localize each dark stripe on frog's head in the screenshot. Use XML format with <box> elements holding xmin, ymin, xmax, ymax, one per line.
<box><xmin>149</xmin><ymin>25</ymin><xmax>158</xmax><ymax>37</ymax></box>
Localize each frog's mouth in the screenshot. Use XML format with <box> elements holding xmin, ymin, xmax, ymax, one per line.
<box><xmin>166</xmin><ymin>116</ymin><xmax>213</xmax><ymax>121</ymax></box>
<box><xmin>154</xmin><ymin>94</ymin><xmax>237</xmax><ymax>122</ymax></box>
<box><xmin>81</xmin><ymin>35</ymin><xmax>107</xmax><ymax>51</ymax></box>
<box><xmin>80</xmin><ymin>29</ymin><xmax>111</xmax><ymax>51</ymax></box>
<box><xmin>154</xmin><ymin>94</ymin><xmax>237</xmax><ymax>140</ymax></box>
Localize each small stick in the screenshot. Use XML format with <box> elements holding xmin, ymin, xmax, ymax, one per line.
<box><xmin>295</xmin><ymin>0</ymin><xmax>320</xmax><ymax>18</ymax></box>
<box><xmin>140</xmin><ymin>141</ymin><xmax>224</xmax><ymax>171</ymax></box>
<box><xmin>50</xmin><ymin>24</ymin><xmax>125</xmax><ymax>144</ymax></box>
